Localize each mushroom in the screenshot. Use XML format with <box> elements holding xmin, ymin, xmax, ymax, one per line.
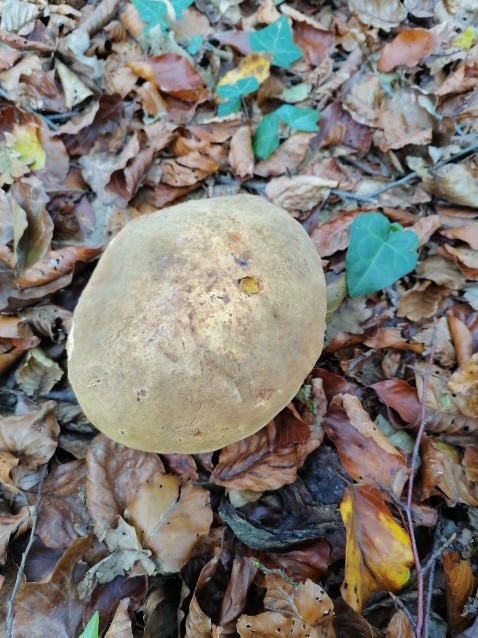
<box><xmin>67</xmin><ymin>195</ymin><xmax>326</xmax><ymax>453</ymax></box>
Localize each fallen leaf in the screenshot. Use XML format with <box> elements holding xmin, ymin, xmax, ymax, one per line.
<box><xmin>348</xmin><ymin>0</ymin><xmax>406</xmax><ymax>31</ymax></box>
<box><xmin>86</xmin><ymin>434</ymin><xmax>165</xmax><ymax>540</ymax></box>
<box><xmin>323</xmin><ymin>394</ymin><xmax>408</xmax><ymax>495</ymax></box>
<box><xmin>397</xmin><ymin>280</ymin><xmax>451</xmax><ymax>322</ymax></box>
<box><xmin>340</xmin><ymin>484</ymin><xmax>413</xmax><ymax>612</ymax></box>
<box><xmin>422</xmin><ymin>164</ymin><xmax>478</xmax><ymax>208</ymax></box>
<box><xmin>378</xmin><ymin>28</ymin><xmax>435</xmax><ymax>72</ymax></box>
<box><xmin>217</xmin><ymin>52</ymin><xmax>271</xmax><ymax>95</ymax></box>
<box><xmin>161</xmin><ymin>151</ymin><xmax>218</xmax><ymax>187</ymax></box>
<box><xmin>265</xmin><ymin>175</ymin><xmax>337</xmax><ymax>213</ymax></box>
<box><xmin>229</xmin><ymin>125</ymin><xmax>254</xmax><ymax>180</ymax></box>
<box><xmin>441</xmin><ymin>222</ymin><xmax>478</xmax><ymax>250</ymax></box>
<box><xmin>0</xmin><ymin>505</ymin><xmax>30</xmax><ymax>564</ymax></box>
<box><xmin>211</xmin><ymin>407</ymin><xmax>321</xmax><ymax>491</ymax></box>
<box><xmin>35</xmin><ymin>459</ymin><xmax>90</xmax><ymax>550</ymax></box>
<box><xmin>184</xmin><ymin>557</ymin><xmax>218</xmax><ymax>638</ymax></box>
<box><xmin>464</xmin><ymin>447</ymin><xmax>478</xmax><ymax>482</ymax></box>
<box><xmin>15</xmin><ymin>347</ymin><xmax>63</xmax><ymax>395</ymax></box>
<box><xmin>104</xmin><ymin>598</ymin><xmax>134</xmax><ymax>638</ymax></box>
<box><xmin>12</xmin><ymin>534</ymin><xmax>93</xmax><ymax>638</ymax></box>
<box><xmin>421</xmin><ymin>436</ymin><xmax>478</xmax><ymax>505</ymax></box>
<box><xmin>0</xmin><ymin>400</ymin><xmax>59</xmax><ymax>471</ymax></box>
<box><xmin>293</xmin><ymin>21</ymin><xmax>335</xmax><ymax>65</ymax></box>
<box><xmin>316</xmin><ymin>102</ymin><xmax>373</xmax><ymax>152</ymax></box>
<box><xmin>447</xmin><ymin>311</ymin><xmax>473</xmax><ymax>367</ymax></box>
<box><xmin>128</xmin><ymin>472</ymin><xmax>213</xmax><ymax>573</ymax></box>
<box><xmin>254</xmin><ymin>133</ymin><xmax>314</xmax><ymax>177</ymax></box>
<box><xmin>311</xmin><ymin>211</ymin><xmax>361</xmax><ymax>257</ymax></box>
<box><xmin>371</xmin><ymin>379</ymin><xmax>421</xmax><ymax>425</ymax></box>
<box><xmin>442</xmin><ymin>551</ymin><xmax>475</xmax><ymax>636</ymax></box>
<box><xmin>409</xmin><ymin>214</ymin><xmax>442</xmax><ymax>246</ymax></box>
<box><xmin>129</xmin><ymin>54</ymin><xmax>207</xmax><ymax>102</ymax></box>
<box><xmin>386</xmin><ymin>609</ymin><xmax>415</xmax><ymax>637</ymax></box>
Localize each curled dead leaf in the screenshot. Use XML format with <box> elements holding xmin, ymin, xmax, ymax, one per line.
<box><xmin>442</xmin><ymin>551</ymin><xmax>475</xmax><ymax>636</ymax></box>
<box><xmin>265</xmin><ymin>175</ymin><xmax>337</xmax><ymax>213</ymax></box>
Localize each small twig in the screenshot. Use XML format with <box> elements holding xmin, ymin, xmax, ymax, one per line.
<box><xmin>423</xmin><ymin>525</ymin><xmax>441</xmax><ymax>638</ymax></box>
<box><xmin>389</xmin><ymin>592</ymin><xmax>417</xmax><ymax>631</ymax></box>
<box><xmin>6</xmin><ymin>464</ymin><xmax>48</xmax><ymax>638</ymax></box>
<box><xmin>422</xmin><ymin>532</ymin><xmax>456</xmax><ymax>577</ymax></box>
<box><xmin>331</xmin><ymin>143</ymin><xmax>478</xmax><ymax>203</ymax></box>
<box><xmin>405</xmin><ymin>325</ymin><xmax>438</xmax><ymax>638</ymax></box>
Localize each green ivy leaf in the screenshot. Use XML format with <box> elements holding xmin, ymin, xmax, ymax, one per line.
<box><xmin>345</xmin><ymin>212</ymin><xmax>419</xmax><ymax>297</ymax></box>
<box><xmin>132</xmin><ymin>0</ymin><xmax>168</xmax><ymax>33</ymax></box>
<box><xmin>79</xmin><ymin>611</ymin><xmax>99</xmax><ymax>638</ymax></box>
<box><xmin>186</xmin><ymin>34</ymin><xmax>203</xmax><ymax>55</ymax></box>
<box><xmin>249</xmin><ymin>16</ymin><xmax>302</xmax><ymax>68</ymax></box>
<box><xmin>170</xmin><ymin>0</ymin><xmax>193</xmax><ymax>19</ymax></box>
<box><xmin>218</xmin><ymin>98</ymin><xmax>241</xmax><ymax>116</ymax></box>
<box><xmin>253</xmin><ymin>112</ymin><xmax>280</xmax><ymax>159</ymax></box>
<box><xmin>217</xmin><ymin>77</ymin><xmax>260</xmax><ymax>116</ymax></box>
<box><xmin>276</xmin><ymin>104</ymin><xmax>320</xmax><ymax>131</ymax></box>
<box><xmin>217</xmin><ymin>76</ymin><xmax>260</xmax><ymax>99</ymax></box>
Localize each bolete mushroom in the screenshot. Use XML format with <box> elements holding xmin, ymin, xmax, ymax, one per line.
<box><xmin>67</xmin><ymin>195</ymin><xmax>326</xmax><ymax>453</ymax></box>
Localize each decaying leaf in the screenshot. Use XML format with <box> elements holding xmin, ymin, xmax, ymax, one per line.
<box><xmin>211</xmin><ymin>407</ymin><xmax>321</xmax><ymax>491</ymax></box>
<box><xmin>238</xmin><ymin>573</ymin><xmax>334</xmax><ymax>638</ymax></box>
<box><xmin>421</xmin><ymin>437</ymin><xmax>478</xmax><ymax>506</ymax></box>
<box><xmin>340</xmin><ymin>484</ymin><xmax>413</xmax><ymax>612</ymax></box>
<box><xmin>128</xmin><ymin>472</ymin><xmax>213</xmax><ymax>573</ymax></box>
<box><xmin>442</xmin><ymin>551</ymin><xmax>475</xmax><ymax>636</ymax></box>
<box><xmin>86</xmin><ymin>434</ymin><xmax>165</xmax><ymax>539</ymax></box>
<box><xmin>323</xmin><ymin>394</ymin><xmax>409</xmax><ymax>495</ymax></box>
<box><xmin>378</xmin><ymin>28</ymin><xmax>435</xmax><ymax>72</ymax></box>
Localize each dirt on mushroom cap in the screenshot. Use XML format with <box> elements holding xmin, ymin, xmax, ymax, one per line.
<box><xmin>67</xmin><ymin>194</ymin><xmax>326</xmax><ymax>453</ymax></box>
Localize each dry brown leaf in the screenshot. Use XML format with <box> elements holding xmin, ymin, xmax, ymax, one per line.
<box><xmin>86</xmin><ymin>433</ymin><xmax>165</xmax><ymax>540</ymax></box>
<box><xmin>413</xmin><ymin>317</ymin><xmax>455</xmax><ymax>367</ymax></box>
<box><xmin>129</xmin><ymin>54</ymin><xmax>207</xmax><ymax>102</ymax></box>
<box><xmin>161</xmin><ymin>152</ymin><xmax>218</xmax><ymax>187</ymax></box>
<box><xmin>441</xmin><ymin>222</ymin><xmax>478</xmax><ymax>250</ymax></box>
<box><xmin>464</xmin><ymin>448</ymin><xmax>478</xmax><ymax>483</ymax></box>
<box><xmin>324</xmin><ymin>394</ymin><xmax>408</xmax><ymax>495</ymax></box>
<box><xmin>11</xmin><ymin>534</ymin><xmax>93</xmax><ymax>638</ymax></box>
<box><xmin>422</xmin><ymin>164</ymin><xmax>478</xmax><ymax>208</ymax></box>
<box><xmin>293</xmin><ymin>21</ymin><xmax>335</xmax><ymax>66</ymax></box>
<box><xmin>447</xmin><ymin>312</ymin><xmax>473</xmax><ymax>368</ymax></box>
<box><xmin>127</xmin><ymin>472</ymin><xmax>213</xmax><ymax>573</ymax></box>
<box><xmin>316</xmin><ymin>102</ymin><xmax>373</xmax><ymax>152</ymax></box>
<box><xmin>442</xmin><ymin>551</ymin><xmax>475</xmax><ymax>636</ymax></box>
<box><xmin>14</xmin><ymin>245</ymin><xmax>101</xmax><ymax>289</ymax></box>
<box><xmin>363</xmin><ymin>327</ymin><xmax>423</xmax><ymax>352</ymax></box>
<box><xmin>229</xmin><ymin>126</ymin><xmax>254</xmax><ymax>180</ymax></box>
<box><xmin>373</xmin><ymin>90</ymin><xmax>435</xmax><ymax>152</ymax></box>
<box><xmin>219</xmin><ymin>558</ymin><xmax>258</xmax><ymax>631</ymax></box>
<box><xmin>416</xmin><ymin>255</ymin><xmax>467</xmax><ymax>289</ymax></box>
<box><xmin>348</xmin><ymin>0</ymin><xmax>406</xmax><ymax>30</ymax></box>
<box><xmin>397</xmin><ymin>280</ymin><xmax>450</xmax><ymax>321</ymax></box>
<box><xmin>254</xmin><ymin>133</ymin><xmax>314</xmax><ymax>178</ymax></box>
<box><xmin>371</xmin><ymin>379</ymin><xmax>421</xmax><ymax>425</ymax></box>
<box><xmin>184</xmin><ymin>557</ymin><xmax>218</xmax><ymax>638</ymax></box>
<box><xmin>35</xmin><ymin>459</ymin><xmax>90</xmax><ymax>550</ymax></box>
<box><xmin>310</xmin><ymin>211</ymin><xmax>361</xmax><ymax>257</ymax></box>
<box><xmin>443</xmin><ymin>245</ymin><xmax>478</xmax><ymax>272</ymax></box>
<box><xmin>0</xmin><ymin>400</ymin><xmax>59</xmax><ymax>472</ymax></box>
<box><xmin>386</xmin><ymin>609</ymin><xmax>415</xmax><ymax>637</ymax></box>
<box><xmin>238</xmin><ymin>574</ymin><xmax>334</xmax><ymax>638</ymax></box>
<box><xmin>378</xmin><ymin>28</ymin><xmax>435</xmax><ymax>72</ymax></box>
<box><xmin>409</xmin><ymin>215</ymin><xmax>442</xmax><ymax>246</ymax></box>
<box><xmin>265</xmin><ymin>175</ymin><xmax>337</xmax><ymax>213</ymax></box>
<box><xmin>211</xmin><ymin>407</ymin><xmax>321</xmax><ymax>491</ymax></box>
<box><xmin>421</xmin><ymin>436</ymin><xmax>478</xmax><ymax>505</ymax></box>
<box><xmin>0</xmin><ymin>505</ymin><xmax>30</xmax><ymax>565</ymax></box>
<box><xmin>105</xmin><ymin>598</ymin><xmax>134</xmax><ymax>638</ymax></box>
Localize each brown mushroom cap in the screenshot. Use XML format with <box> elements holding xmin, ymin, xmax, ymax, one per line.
<box><xmin>68</xmin><ymin>195</ymin><xmax>326</xmax><ymax>453</ymax></box>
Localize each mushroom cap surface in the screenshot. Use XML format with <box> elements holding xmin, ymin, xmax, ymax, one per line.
<box><xmin>68</xmin><ymin>195</ymin><xmax>326</xmax><ymax>453</ymax></box>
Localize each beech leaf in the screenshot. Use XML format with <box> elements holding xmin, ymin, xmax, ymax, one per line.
<box><xmin>346</xmin><ymin>213</ymin><xmax>419</xmax><ymax>297</ymax></box>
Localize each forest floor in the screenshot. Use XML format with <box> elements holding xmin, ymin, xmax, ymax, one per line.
<box><xmin>0</xmin><ymin>0</ymin><xmax>478</xmax><ymax>636</ymax></box>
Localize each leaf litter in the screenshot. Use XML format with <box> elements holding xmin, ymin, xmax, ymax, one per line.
<box><xmin>1</xmin><ymin>0</ymin><xmax>478</xmax><ymax>636</ymax></box>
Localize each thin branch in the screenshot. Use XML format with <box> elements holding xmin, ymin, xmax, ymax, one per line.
<box><xmin>405</xmin><ymin>325</ymin><xmax>438</xmax><ymax>638</ymax></box>
<box><xmin>423</xmin><ymin>524</ymin><xmax>441</xmax><ymax>638</ymax></box>
<box><xmin>422</xmin><ymin>532</ymin><xmax>456</xmax><ymax>577</ymax></box>
<box><xmin>331</xmin><ymin>143</ymin><xmax>478</xmax><ymax>202</ymax></box>
<box><xmin>389</xmin><ymin>592</ymin><xmax>417</xmax><ymax>631</ymax></box>
<box><xmin>6</xmin><ymin>464</ymin><xmax>48</xmax><ymax>638</ymax></box>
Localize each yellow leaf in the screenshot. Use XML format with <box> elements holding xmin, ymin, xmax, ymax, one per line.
<box><xmin>340</xmin><ymin>485</ymin><xmax>413</xmax><ymax>613</ymax></box>
<box><xmin>453</xmin><ymin>27</ymin><xmax>474</xmax><ymax>49</ymax></box>
<box><xmin>5</xmin><ymin>123</ymin><xmax>46</xmax><ymax>170</ymax></box>
<box><xmin>217</xmin><ymin>52</ymin><xmax>272</xmax><ymax>94</ymax></box>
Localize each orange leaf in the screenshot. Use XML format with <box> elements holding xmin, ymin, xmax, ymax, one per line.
<box><xmin>378</xmin><ymin>28</ymin><xmax>435</xmax><ymax>72</ymax></box>
<box><xmin>340</xmin><ymin>484</ymin><xmax>413</xmax><ymax>612</ymax></box>
<box><xmin>386</xmin><ymin>609</ymin><xmax>415</xmax><ymax>637</ymax></box>
<box><xmin>442</xmin><ymin>551</ymin><xmax>475</xmax><ymax>635</ymax></box>
<box><xmin>323</xmin><ymin>394</ymin><xmax>409</xmax><ymax>495</ymax></box>
<box><xmin>128</xmin><ymin>472</ymin><xmax>213</xmax><ymax>573</ymax></box>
